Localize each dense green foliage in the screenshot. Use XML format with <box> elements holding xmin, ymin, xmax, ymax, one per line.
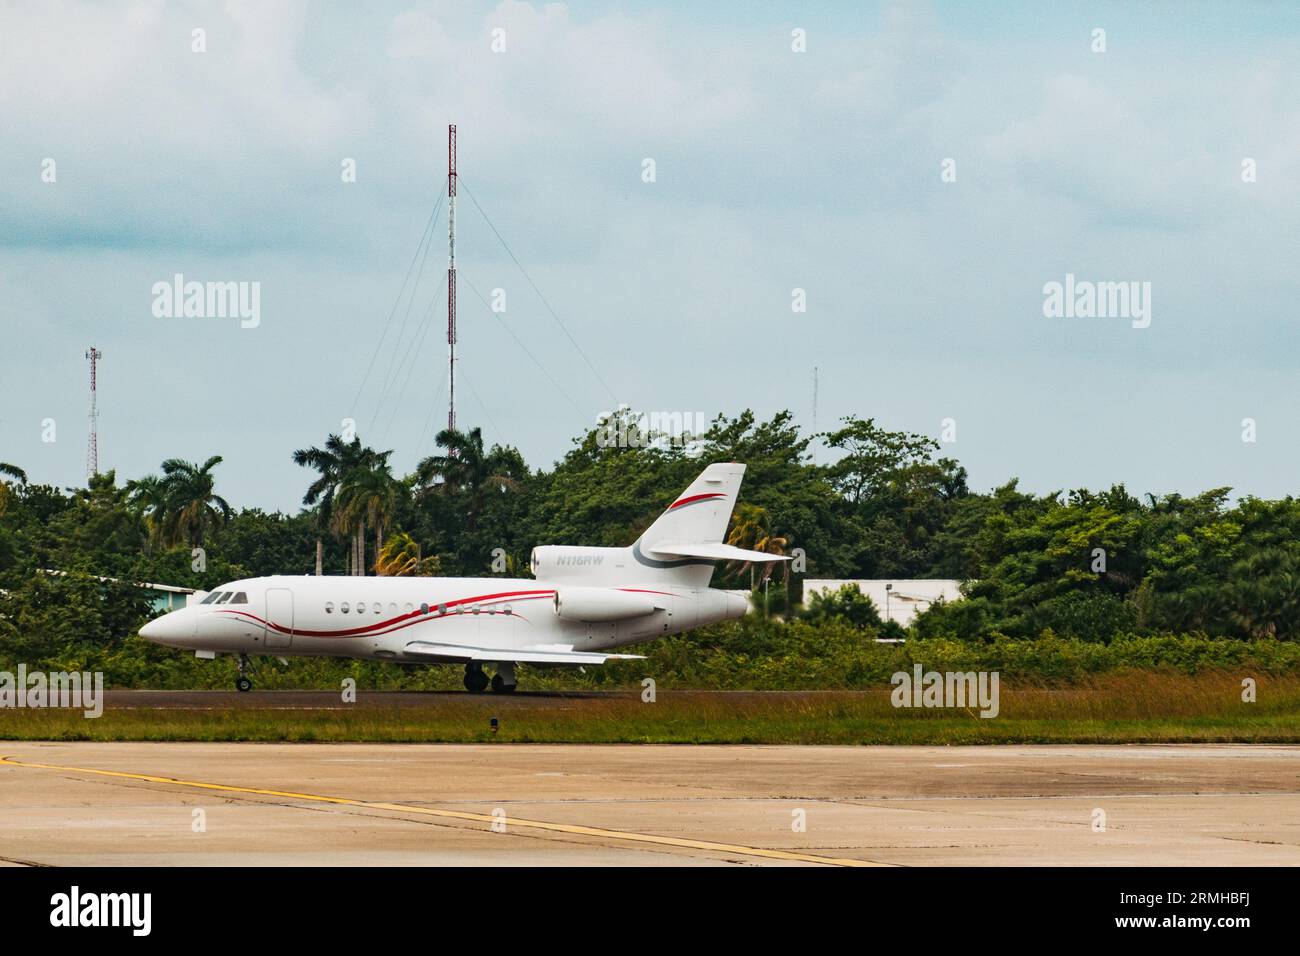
<box><xmin>2</xmin><ymin>618</ymin><xmax>1298</xmax><ymax>693</ymax></box>
<box><xmin>2</xmin><ymin>409</ymin><xmax>1300</xmax><ymax>688</ymax></box>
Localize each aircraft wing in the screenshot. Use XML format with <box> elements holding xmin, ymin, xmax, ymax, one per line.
<box><xmin>403</xmin><ymin>641</ymin><xmax>644</xmax><ymax>665</ymax></box>
<box><xmin>646</xmin><ymin>541</ymin><xmax>790</xmax><ymax>562</ymax></box>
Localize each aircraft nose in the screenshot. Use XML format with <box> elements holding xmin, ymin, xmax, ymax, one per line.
<box><xmin>139</xmin><ymin>611</ymin><xmax>194</xmax><ymax>646</ymax></box>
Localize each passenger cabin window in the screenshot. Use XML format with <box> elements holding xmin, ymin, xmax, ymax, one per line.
<box><xmin>325</xmin><ymin>602</ymin><xmax>334</xmax><ymax>614</ymax></box>
<box><xmin>403</xmin><ymin>603</ymin><xmax>413</xmax><ymax>614</ymax></box>
<box><xmin>419</xmin><ymin>603</ymin><xmax>429</xmax><ymax>615</ymax></box>
<box><xmin>341</xmin><ymin>602</ymin><xmax>350</xmax><ymax>614</ymax></box>
<box><xmin>373</xmin><ymin>602</ymin><xmax>381</xmax><ymax>614</ymax></box>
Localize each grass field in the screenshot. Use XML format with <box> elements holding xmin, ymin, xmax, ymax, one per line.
<box><xmin>1</xmin><ymin>670</ymin><xmax>1297</xmax><ymax>744</ymax></box>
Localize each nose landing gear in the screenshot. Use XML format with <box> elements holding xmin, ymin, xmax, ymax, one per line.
<box><xmin>235</xmin><ymin>653</ymin><xmax>254</xmax><ymax>693</ymax></box>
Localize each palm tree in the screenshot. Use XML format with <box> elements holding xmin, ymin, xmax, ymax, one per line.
<box><xmin>158</xmin><ymin>456</ymin><xmax>231</xmax><ymax>547</ymax></box>
<box><xmin>335</xmin><ymin>458</ymin><xmax>402</xmax><ymax>574</ymax></box>
<box><xmin>414</xmin><ymin>426</ymin><xmax>523</xmax><ymax>530</ymax></box>
<box><xmin>1228</xmin><ymin>548</ymin><xmax>1300</xmax><ymax>640</ymax></box>
<box><xmin>293</xmin><ymin>436</ymin><xmax>347</xmax><ymax>575</ymax></box>
<box><xmin>125</xmin><ymin>474</ymin><xmax>169</xmax><ymax>551</ymax></box>
<box><xmin>726</xmin><ymin>503</ymin><xmax>788</xmax><ymax>591</ymax></box>
<box><xmin>375</xmin><ymin>531</ymin><xmax>440</xmax><ymax>576</ymax></box>
<box><xmin>0</xmin><ymin>462</ymin><xmax>26</xmax><ymax>519</ymax></box>
<box><xmin>293</xmin><ymin>434</ymin><xmax>390</xmax><ymax>575</ymax></box>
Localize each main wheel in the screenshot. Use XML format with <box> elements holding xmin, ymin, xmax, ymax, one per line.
<box><xmin>491</xmin><ymin>674</ymin><xmax>517</xmax><ymax>694</ymax></box>
<box><xmin>464</xmin><ymin>669</ymin><xmax>489</xmax><ymax>694</ymax></box>
<box><xmin>235</xmin><ymin>676</ymin><xmax>253</xmax><ymax>693</ymax></box>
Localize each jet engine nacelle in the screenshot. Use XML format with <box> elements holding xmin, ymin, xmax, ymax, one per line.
<box><xmin>553</xmin><ymin>586</ymin><xmax>659</xmax><ymax>622</ymax></box>
<box><xmin>531</xmin><ymin>545</ymin><xmax>623</xmax><ymax>581</ymax></box>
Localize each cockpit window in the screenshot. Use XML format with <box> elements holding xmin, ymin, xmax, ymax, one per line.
<box><xmin>230</xmin><ymin>592</ymin><xmax>248</xmax><ymax>604</ymax></box>
<box><xmin>200</xmin><ymin>592</ymin><xmax>221</xmax><ymax>604</ymax></box>
<box><xmin>214</xmin><ymin>592</ymin><xmax>233</xmax><ymax>605</ymax></box>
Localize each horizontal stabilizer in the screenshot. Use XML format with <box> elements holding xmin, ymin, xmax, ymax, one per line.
<box><xmin>404</xmin><ymin>641</ymin><xmax>644</xmax><ymax>665</ymax></box>
<box><xmin>646</xmin><ymin>541</ymin><xmax>790</xmax><ymax>563</ymax></box>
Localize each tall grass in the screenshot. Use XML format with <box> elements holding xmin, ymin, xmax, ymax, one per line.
<box><xmin>2</xmin><ymin>670</ymin><xmax>1296</xmax><ymax>744</ymax></box>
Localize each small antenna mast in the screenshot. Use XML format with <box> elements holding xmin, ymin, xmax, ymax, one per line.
<box><xmin>811</xmin><ymin>365</ymin><xmax>819</xmax><ymax>463</ymax></box>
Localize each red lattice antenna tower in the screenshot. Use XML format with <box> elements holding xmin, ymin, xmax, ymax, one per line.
<box><xmin>447</xmin><ymin>123</ymin><xmax>457</xmax><ymax>433</ymax></box>
<box><xmin>85</xmin><ymin>346</ymin><xmax>102</xmax><ymax>483</ymax></box>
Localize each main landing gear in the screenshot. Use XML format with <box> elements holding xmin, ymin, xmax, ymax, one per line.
<box><xmin>490</xmin><ymin>675</ymin><xmax>516</xmax><ymax>694</ymax></box>
<box><xmin>491</xmin><ymin>661</ymin><xmax>518</xmax><ymax>695</ymax></box>
<box><xmin>235</xmin><ymin>653</ymin><xmax>254</xmax><ymax>693</ymax></box>
<box><xmin>463</xmin><ymin>664</ymin><xmax>489</xmax><ymax>694</ymax></box>
<box><xmin>464</xmin><ymin>662</ymin><xmax>517</xmax><ymax>694</ymax></box>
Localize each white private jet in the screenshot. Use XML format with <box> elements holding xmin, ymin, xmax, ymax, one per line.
<box><xmin>140</xmin><ymin>462</ymin><xmax>786</xmax><ymax>693</ymax></box>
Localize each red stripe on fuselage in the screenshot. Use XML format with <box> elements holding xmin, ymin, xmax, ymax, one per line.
<box><xmin>214</xmin><ymin>588</ymin><xmax>555</xmax><ymax>639</ymax></box>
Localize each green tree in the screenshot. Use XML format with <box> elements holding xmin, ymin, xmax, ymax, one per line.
<box><xmin>801</xmin><ymin>583</ymin><xmax>882</xmax><ymax>630</ymax></box>
<box><xmin>0</xmin><ymin>462</ymin><xmax>27</xmax><ymax>518</ymax></box>
<box><xmin>726</xmin><ymin>503</ymin><xmax>788</xmax><ymax>590</ymax></box>
<box><xmin>125</xmin><ymin>474</ymin><xmax>169</xmax><ymax>551</ymax></box>
<box><xmin>375</xmin><ymin>531</ymin><xmax>440</xmax><ymax>576</ymax></box>
<box><xmin>293</xmin><ymin>435</ymin><xmax>391</xmax><ymax>575</ymax></box>
<box><xmin>157</xmin><ymin>456</ymin><xmax>231</xmax><ymax>547</ymax></box>
<box><xmin>414</xmin><ymin>426</ymin><xmax>526</xmax><ymax>532</ymax></box>
<box><xmin>820</xmin><ymin>416</ymin><xmax>940</xmax><ymax>506</ymax></box>
<box><xmin>336</xmin><ymin>456</ymin><xmax>402</xmax><ymax>573</ymax></box>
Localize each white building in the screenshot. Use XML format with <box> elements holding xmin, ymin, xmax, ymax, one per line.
<box><xmin>802</xmin><ymin>579</ymin><xmax>963</xmax><ymax>627</ymax></box>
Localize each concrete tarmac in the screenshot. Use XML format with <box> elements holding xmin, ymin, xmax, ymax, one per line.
<box><xmin>2</xmin><ymin>742</ymin><xmax>1298</xmax><ymax>866</ymax></box>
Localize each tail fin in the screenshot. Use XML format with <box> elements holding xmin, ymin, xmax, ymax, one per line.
<box><xmin>630</xmin><ymin>462</ymin><xmax>786</xmax><ymax>587</ymax></box>
<box><xmin>636</xmin><ymin>462</ymin><xmax>746</xmax><ymax>554</ymax></box>
<box><xmin>530</xmin><ymin>463</ymin><xmax>791</xmax><ymax>587</ymax></box>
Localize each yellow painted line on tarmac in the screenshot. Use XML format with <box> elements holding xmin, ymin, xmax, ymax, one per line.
<box><xmin>0</xmin><ymin>755</ymin><xmax>889</xmax><ymax>868</ymax></box>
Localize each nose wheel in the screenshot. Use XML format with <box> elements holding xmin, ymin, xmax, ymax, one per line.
<box><xmin>235</xmin><ymin>653</ymin><xmax>254</xmax><ymax>693</ymax></box>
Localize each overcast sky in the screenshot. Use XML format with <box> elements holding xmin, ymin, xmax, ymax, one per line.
<box><xmin>3</xmin><ymin>1</ymin><xmax>1299</xmax><ymax>513</ymax></box>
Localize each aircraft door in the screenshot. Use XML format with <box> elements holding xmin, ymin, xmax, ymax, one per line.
<box><xmin>265</xmin><ymin>587</ymin><xmax>294</xmax><ymax>648</ymax></box>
